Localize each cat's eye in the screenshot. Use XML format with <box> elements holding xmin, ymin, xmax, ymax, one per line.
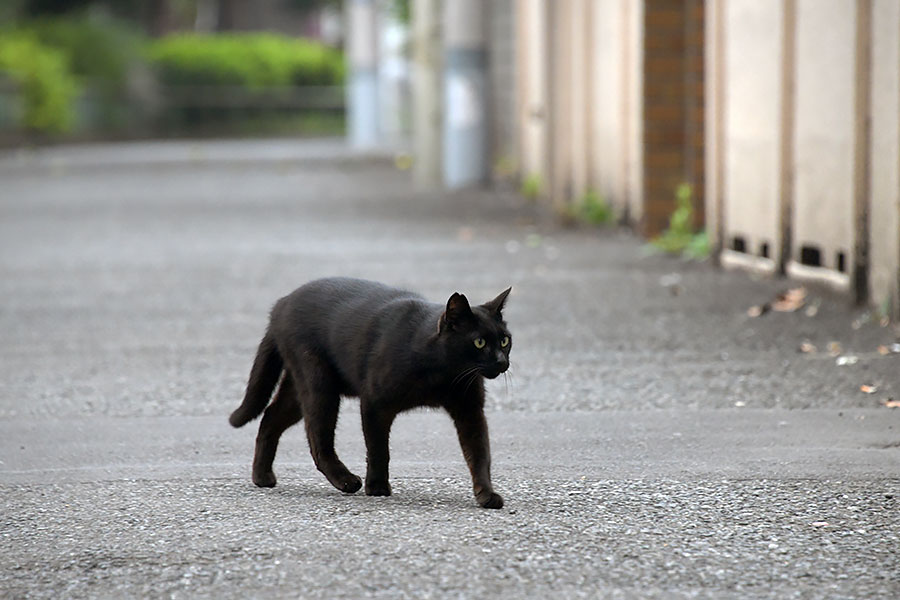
<box><xmin>500</xmin><ymin>336</ymin><xmax>510</xmax><ymax>348</ymax></box>
<box><xmin>474</xmin><ymin>338</ymin><xmax>487</xmax><ymax>349</ymax></box>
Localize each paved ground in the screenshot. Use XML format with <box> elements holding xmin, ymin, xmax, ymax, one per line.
<box><xmin>1</xmin><ymin>139</ymin><xmax>898</xmax><ymax>598</ymax></box>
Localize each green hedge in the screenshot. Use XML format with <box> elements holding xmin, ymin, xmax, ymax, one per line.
<box><xmin>0</xmin><ymin>33</ymin><xmax>78</xmax><ymax>133</ymax></box>
<box><xmin>19</xmin><ymin>17</ymin><xmax>145</xmax><ymax>96</ymax></box>
<box><xmin>0</xmin><ymin>27</ymin><xmax>343</xmax><ymax>137</ymax></box>
<box><xmin>146</xmin><ymin>33</ymin><xmax>345</xmax><ymax>89</ymax></box>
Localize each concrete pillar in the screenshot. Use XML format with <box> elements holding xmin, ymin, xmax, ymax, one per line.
<box><xmin>412</xmin><ymin>0</ymin><xmax>442</xmax><ymax>186</ymax></box>
<box><xmin>443</xmin><ymin>0</ymin><xmax>489</xmax><ymax>187</ymax></box>
<box><xmin>377</xmin><ymin>4</ymin><xmax>410</xmax><ymax>147</ymax></box>
<box><xmin>347</xmin><ymin>0</ymin><xmax>379</xmax><ymax>148</ymax></box>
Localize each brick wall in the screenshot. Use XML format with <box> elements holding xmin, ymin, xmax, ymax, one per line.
<box><xmin>642</xmin><ymin>0</ymin><xmax>705</xmax><ymax>237</ymax></box>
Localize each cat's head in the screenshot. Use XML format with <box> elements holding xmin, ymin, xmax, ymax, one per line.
<box><xmin>438</xmin><ymin>287</ymin><xmax>512</xmax><ymax>380</ymax></box>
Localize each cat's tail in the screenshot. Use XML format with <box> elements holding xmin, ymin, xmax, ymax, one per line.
<box><xmin>229</xmin><ymin>330</ymin><xmax>283</xmax><ymax>427</ymax></box>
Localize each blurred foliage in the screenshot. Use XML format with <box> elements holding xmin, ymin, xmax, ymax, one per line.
<box><xmin>0</xmin><ymin>0</ymin><xmax>29</xmax><ymax>21</ymax></box>
<box><xmin>0</xmin><ymin>32</ymin><xmax>79</xmax><ymax>133</ymax></box>
<box><xmin>146</xmin><ymin>33</ymin><xmax>345</xmax><ymax>88</ymax></box>
<box><xmin>16</xmin><ymin>16</ymin><xmax>145</xmax><ymax>96</ymax></box>
<box><xmin>285</xmin><ymin>0</ymin><xmax>342</xmax><ymax>11</ymax></box>
<box><xmin>576</xmin><ymin>189</ymin><xmax>613</xmax><ymax>225</ymax></box>
<box><xmin>520</xmin><ymin>173</ymin><xmax>542</xmax><ymax>201</ymax></box>
<box><xmin>652</xmin><ymin>183</ymin><xmax>710</xmax><ymax>259</ymax></box>
<box><xmin>160</xmin><ymin>110</ymin><xmax>344</xmax><ymax>138</ymax></box>
<box><xmin>557</xmin><ymin>189</ymin><xmax>613</xmax><ymax>227</ymax></box>
<box><xmin>147</xmin><ymin>33</ymin><xmax>344</xmax><ymax>133</ymax></box>
<box><xmin>0</xmin><ymin>8</ymin><xmax>346</xmax><ymax>138</ymax></box>
<box><xmin>390</xmin><ymin>0</ymin><xmax>410</xmax><ymax>23</ymax></box>
<box><xmin>20</xmin><ymin>0</ymin><xmax>93</xmax><ymax>15</ymax></box>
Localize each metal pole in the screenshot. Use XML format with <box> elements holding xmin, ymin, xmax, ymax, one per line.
<box><xmin>442</xmin><ymin>0</ymin><xmax>489</xmax><ymax>187</ymax></box>
<box><xmin>347</xmin><ymin>0</ymin><xmax>379</xmax><ymax>148</ymax></box>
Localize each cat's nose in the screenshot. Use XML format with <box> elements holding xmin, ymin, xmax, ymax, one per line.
<box><xmin>494</xmin><ymin>352</ymin><xmax>509</xmax><ymax>372</ymax></box>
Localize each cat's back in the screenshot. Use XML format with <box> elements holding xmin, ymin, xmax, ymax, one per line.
<box><xmin>271</xmin><ymin>277</ymin><xmax>431</xmax><ymax>341</ymax></box>
<box><xmin>282</xmin><ymin>277</ymin><xmax>418</xmax><ymax>311</ymax></box>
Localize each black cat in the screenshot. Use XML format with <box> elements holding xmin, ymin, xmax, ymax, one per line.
<box><xmin>229</xmin><ymin>277</ymin><xmax>512</xmax><ymax>509</ymax></box>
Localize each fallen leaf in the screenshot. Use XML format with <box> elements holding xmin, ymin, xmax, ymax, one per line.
<box><xmin>659</xmin><ymin>274</ymin><xmax>685</xmax><ymax>296</ymax></box>
<box><xmin>805</xmin><ymin>304</ymin><xmax>819</xmax><ymax>317</ymax></box>
<box><xmin>883</xmin><ymin>399</ymin><xmax>900</xmax><ymax>408</ymax></box>
<box><xmin>810</xmin><ymin>521</ymin><xmax>830</xmax><ymax>527</ymax></box>
<box><xmin>748</xmin><ymin>304</ymin><xmax>770</xmax><ymax>318</ymax></box>
<box><xmin>457</xmin><ymin>227</ymin><xmax>475</xmax><ymax>242</ymax></box>
<box><xmin>836</xmin><ymin>355</ymin><xmax>859</xmax><ymax>366</ymax></box>
<box><xmin>772</xmin><ymin>287</ymin><xmax>807</xmax><ymax>312</ymax></box>
<box><xmin>827</xmin><ymin>341</ymin><xmax>843</xmax><ymax>357</ymax></box>
<box><xmin>891</xmin><ymin>343</ymin><xmax>900</xmax><ymax>354</ymax></box>
<box><xmin>799</xmin><ymin>341</ymin><xmax>817</xmax><ymax>354</ymax></box>
<box><xmin>860</xmin><ymin>384</ymin><xmax>878</xmax><ymax>394</ymax></box>
<box><xmin>851</xmin><ymin>312</ymin><xmax>871</xmax><ymax>330</ymax></box>
<box><xmin>877</xmin><ymin>345</ymin><xmax>890</xmax><ymax>356</ymax></box>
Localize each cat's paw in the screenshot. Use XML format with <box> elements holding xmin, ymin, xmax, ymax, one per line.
<box><xmin>365</xmin><ymin>480</ymin><xmax>392</xmax><ymax>496</ymax></box>
<box><xmin>477</xmin><ymin>492</ymin><xmax>504</xmax><ymax>509</ymax></box>
<box><xmin>253</xmin><ymin>471</ymin><xmax>277</xmax><ymax>488</ymax></box>
<box><xmin>334</xmin><ymin>473</ymin><xmax>363</xmax><ymax>494</ymax></box>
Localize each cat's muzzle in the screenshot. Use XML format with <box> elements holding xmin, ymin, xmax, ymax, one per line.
<box><xmin>482</xmin><ymin>357</ymin><xmax>509</xmax><ymax>379</ymax></box>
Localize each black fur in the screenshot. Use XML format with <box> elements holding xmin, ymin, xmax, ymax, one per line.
<box><xmin>230</xmin><ymin>277</ymin><xmax>512</xmax><ymax>509</ymax></box>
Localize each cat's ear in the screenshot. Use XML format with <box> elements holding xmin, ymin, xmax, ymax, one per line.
<box><xmin>483</xmin><ymin>287</ymin><xmax>512</xmax><ymax>319</ymax></box>
<box><xmin>440</xmin><ymin>292</ymin><xmax>473</xmax><ymax>331</ymax></box>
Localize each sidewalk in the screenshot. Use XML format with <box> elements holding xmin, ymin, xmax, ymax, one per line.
<box><xmin>1</xmin><ymin>139</ymin><xmax>898</xmax><ymax>599</ymax></box>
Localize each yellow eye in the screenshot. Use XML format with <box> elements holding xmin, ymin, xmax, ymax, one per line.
<box><xmin>500</xmin><ymin>336</ymin><xmax>510</xmax><ymax>348</ymax></box>
<box><xmin>474</xmin><ymin>338</ymin><xmax>486</xmax><ymax>349</ymax></box>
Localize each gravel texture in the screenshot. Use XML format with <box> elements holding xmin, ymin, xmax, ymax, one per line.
<box><xmin>1</xmin><ymin>140</ymin><xmax>898</xmax><ymax>598</ymax></box>
<box><xmin>2</xmin><ymin>478</ymin><xmax>898</xmax><ymax>599</ymax></box>
<box><xmin>1</xmin><ymin>144</ymin><xmax>898</xmax><ymax>419</ymax></box>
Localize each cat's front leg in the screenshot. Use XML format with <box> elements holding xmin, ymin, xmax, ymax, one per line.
<box><xmin>361</xmin><ymin>402</ymin><xmax>396</xmax><ymax>496</ymax></box>
<box><xmin>448</xmin><ymin>406</ymin><xmax>503</xmax><ymax>509</ymax></box>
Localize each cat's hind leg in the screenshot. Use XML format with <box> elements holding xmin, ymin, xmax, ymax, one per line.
<box><xmin>252</xmin><ymin>371</ymin><xmax>302</xmax><ymax>487</ymax></box>
<box><xmin>299</xmin><ymin>358</ymin><xmax>362</xmax><ymax>494</ymax></box>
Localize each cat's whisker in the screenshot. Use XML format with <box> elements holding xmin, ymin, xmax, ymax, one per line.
<box><xmin>452</xmin><ymin>367</ymin><xmax>473</xmax><ymax>385</ymax></box>
<box><xmin>462</xmin><ymin>368</ymin><xmax>482</xmax><ymax>397</ymax></box>
<box><xmin>452</xmin><ymin>366</ymin><xmax>481</xmax><ymax>387</ymax></box>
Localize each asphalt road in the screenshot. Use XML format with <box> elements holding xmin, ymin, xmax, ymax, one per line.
<box><xmin>1</xmin><ymin>139</ymin><xmax>898</xmax><ymax>598</ymax></box>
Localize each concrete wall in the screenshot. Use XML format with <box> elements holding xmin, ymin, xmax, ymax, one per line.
<box><xmin>626</xmin><ymin>1</ymin><xmax>645</xmax><ymax>224</ymax></box>
<box><xmin>516</xmin><ymin>0</ymin><xmax>644</xmax><ymax>221</ymax></box>
<box><xmin>549</xmin><ymin>0</ymin><xmax>574</xmax><ymax>208</ymax></box>
<box><xmin>707</xmin><ymin>0</ymin><xmax>900</xmax><ymax>315</ymax></box>
<box><xmin>590</xmin><ymin>0</ymin><xmax>643</xmax><ymax>223</ymax></box>
<box><xmin>870</xmin><ymin>0</ymin><xmax>900</xmax><ymax>313</ymax></box>
<box><xmin>488</xmin><ymin>0</ymin><xmax>518</xmax><ymax>164</ymax></box>
<box><xmin>721</xmin><ymin>0</ymin><xmax>782</xmax><ymax>262</ymax></box>
<box><xmin>792</xmin><ymin>0</ymin><xmax>855</xmax><ymax>276</ymax></box>
<box><xmin>509</xmin><ymin>0</ymin><xmax>899</xmax><ymax>314</ymax></box>
<box><xmin>516</xmin><ymin>0</ymin><xmax>550</xmax><ymax>185</ymax></box>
